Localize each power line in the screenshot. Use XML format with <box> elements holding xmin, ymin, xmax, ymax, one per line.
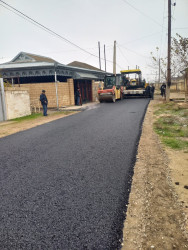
<box><xmin>121</xmin><ymin>0</ymin><xmax>167</xmax><ymax>29</ymax></box>
<box><xmin>119</xmin><ymin>31</ymin><xmax>163</xmax><ymax>46</ymax></box>
<box><xmin>118</xmin><ymin>44</ymin><xmax>150</xmax><ymax>59</ymax></box>
<box><xmin>172</xmin><ymin>27</ymin><xmax>188</xmax><ymax>30</ymax></box>
<box><xmin>0</xmin><ymin>0</ymin><xmax>92</xmax><ymax>55</ymax></box>
<box><xmin>0</xmin><ymin>0</ymin><xmax>117</xmax><ymax>69</ymax></box>
<box><xmin>0</xmin><ymin>3</ymin><xmax>57</xmax><ymax>38</ymax></box>
<box><xmin>159</xmin><ymin>0</ymin><xmax>166</xmax><ymax>58</ymax></box>
<box><xmin>117</xmin><ymin>44</ymin><xmax>130</xmax><ymax>65</ymax></box>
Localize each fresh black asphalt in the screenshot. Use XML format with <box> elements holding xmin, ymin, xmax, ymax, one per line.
<box><xmin>0</xmin><ymin>98</ymin><xmax>149</xmax><ymax>249</ymax></box>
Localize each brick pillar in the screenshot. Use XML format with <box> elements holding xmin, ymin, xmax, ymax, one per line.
<box><xmin>92</xmin><ymin>80</ymin><xmax>104</xmax><ymax>102</ymax></box>
<box><xmin>67</xmin><ymin>78</ymin><xmax>75</xmax><ymax>105</ymax></box>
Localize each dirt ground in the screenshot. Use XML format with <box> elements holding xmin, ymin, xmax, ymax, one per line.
<box><xmin>123</xmin><ymin>95</ymin><xmax>188</xmax><ymax>249</ymax></box>
<box><xmin>0</xmin><ymin>111</ymin><xmax>78</xmax><ymax>138</ymax></box>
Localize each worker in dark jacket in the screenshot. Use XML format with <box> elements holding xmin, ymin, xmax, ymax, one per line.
<box><xmin>150</xmin><ymin>84</ymin><xmax>155</xmax><ymax>99</ymax></box>
<box><xmin>40</xmin><ymin>90</ymin><xmax>48</xmax><ymax>116</ymax></box>
<box><xmin>76</xmin><ymin>86</ymin><xmax>82</xmax><ymax>105</ymax></box>
<box><xmin>145</xmin><ymin>85</ymin><xmax>151</xmax><ymax>98</ymax></box>
<box><xmin>160</xmin><ymin>83</ymin><xmax>166</xmax><ymax>97</ymax></box>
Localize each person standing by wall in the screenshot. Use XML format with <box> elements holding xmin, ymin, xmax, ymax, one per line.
<box><xmin>40</xmin><ymin>90</ymin><xmax>48</xmax><ymax>116</ymax></box>
<box><xmin>76</xmin><ymin>85</ymin><xmax>81</xmax><ymax>106</ymax></box>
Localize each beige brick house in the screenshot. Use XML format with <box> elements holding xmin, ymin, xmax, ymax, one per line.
<box><xmin>0</xmin><ymin>52</ymin><xmax>107</xmax><ymax>109</ymax></box>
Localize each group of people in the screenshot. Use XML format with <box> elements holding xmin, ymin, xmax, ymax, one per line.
<box><xmin>145</xmin><ymin>84</ymin><xmax>155</xmax><ymax>99</ymax></box>
<box><xmin>146</xmin><ymin>83</ymin><xmax>167</xmax><ymax>99</ymax></box>
<box><xmin>39</xmin><ymin>85</ymin><xmax>82</xmax><ymax>117</ymax></box>
<box><xmin>40</xmin><ymin>82</ymin><xmax>166</xmax><ymax>116</ymax></box>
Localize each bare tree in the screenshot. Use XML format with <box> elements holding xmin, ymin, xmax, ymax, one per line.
<box><xmin>150</xmin><ymin>34</ymin><xmax>188</xmax><ymax>99</ymax></box>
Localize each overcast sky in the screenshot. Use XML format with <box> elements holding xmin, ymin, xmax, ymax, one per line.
<box><xmin>0</xmin><ymin>0</ymin><xmax>187</xmax><ymax>81</ymax></box>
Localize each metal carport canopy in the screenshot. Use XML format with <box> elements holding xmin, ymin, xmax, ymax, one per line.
<box><xmin>74</xmin><ymin>72</ymin><xmax>99</xmax><ymax>80</ymax></box>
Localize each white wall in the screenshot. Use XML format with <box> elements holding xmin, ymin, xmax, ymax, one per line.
<box><xmin>5</xmin><ymin>88</ymin><xmax>31</xmax><ymax>120</ymax></box>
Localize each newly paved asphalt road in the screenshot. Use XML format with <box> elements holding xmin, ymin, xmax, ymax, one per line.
<box><xmin>0</xmin><ymin>98</ymin><xmax>149</xmax><ymax>250</ymax></box>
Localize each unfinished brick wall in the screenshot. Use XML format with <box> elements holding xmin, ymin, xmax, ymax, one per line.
<box><xmin>16</xmin><ymin>79</ymin><xmax>75</xmax><ymax>108</ymax></box>
<box><xmin>92</xmin><ymin>80</ymin><xmax>104</xmax><ymax>102</ymax></box>
<box><xmin>171</xmin><ymin>79</ymin><xmax>186</xmax><ymax>92</ymax></box>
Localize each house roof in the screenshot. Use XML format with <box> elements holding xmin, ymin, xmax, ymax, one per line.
<box><xmin>67</xmin><ymin>61</ymin><xmax>102</xmax><ymax>71</ymax></box>
<box><xmin>0</xmin><ymin>52</ymin><xmax>108</xmax><ymax>80</ymax></box>
<box><xmin>8</xmin><ymin>52</ymin><xmax>57</xmax><ymax>64</ymax></box>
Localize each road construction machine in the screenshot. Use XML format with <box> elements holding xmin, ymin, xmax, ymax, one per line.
<box><xmin>120</xmin><ymin>69</ymin><xmax>150</xmax><ymax>97</ymax></box>
<box><xmin>98</xmin><ymin>74</ymin><xmax>123</xmax><ymax>103</ymax></box>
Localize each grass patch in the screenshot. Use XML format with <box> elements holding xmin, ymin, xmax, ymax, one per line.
<box><xmin>11</xmin><ymin>113</ymin><xmax>43</xmax><ymax>122</ymax></box>
<box><xmin>154</xmin><ymin>101</ymin><xmax>188</xmax><ymax>150</ymax></box>
<box><xmin>51</xmin><ymin>111</ymin><xmax>74</xmax><ymax>116</ymax></box>
<box><xmin>162</xmin><ymin>138</ymin><xmax>188</xmax><ymax>150</ymax></box>
<box><xmin>11</xmin><ymin>111</ymin><xmax>75</xmax><ymax>123</ymax></box>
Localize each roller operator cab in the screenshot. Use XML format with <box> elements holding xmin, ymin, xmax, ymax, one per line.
<box><xmin>98</xmin><ymin>74</ymin><xmax>123</xmax><ymax>103</ymax></box>
<box><xmin>120</xmin><ymin>69</ymin><xmax>150</xmax><ymax>97</ymax></box>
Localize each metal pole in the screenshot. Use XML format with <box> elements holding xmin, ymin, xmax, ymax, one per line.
<box><xmin>113</xmin><ymin>40</ymin><xmax>116</xmax><ymax>75</ymax></box>
<box><xmin>98</xmin><ymin>42</ymin><xmax>101</xmax><ymax>70</ymax></box>
<box><xmin>55</xmin><ymin>70</ymin><xmax>59</xmax><ymax>110</ymax></box>
<box><xmin>159</xmin><ymin>58</ymin><xmax>161</xmax><ymax>83</ymax></box>
<box><xmin>0</xmin><ymin>78</ymin><xmax>7</xmax><ymax>121</ymax></box>
<box><xmin>104</xmin><ymin>44</ymin><xmax>106</xmax><ymax>72</ymax></box>
<box><xmin>166</xmin><ymin>0</ymin><xmax>171</xmax><ymax>101</ymax></box>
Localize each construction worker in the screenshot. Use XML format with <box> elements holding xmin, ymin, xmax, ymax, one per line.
<box><xmin>76</xmin><ymin>85</ymin><xmax>81</xmax><ymax>105</ymax></box>
<box><xmin>160</xmin><ymin>83</ymin><xmax>166</xmax><ymax>98</ymax></box>
<box><xmin>145</xmin><ymin>85</ymin><xmax>151</xmax><ymax>98</ymax></box>
<box><xmin>40</xmin><ymin>90</ymin><xmax>48</xmax><ymax>116</ymax></box>
<box><xmin>150</xmin><ymin>84</ymin><xmax>155</xmax><ymax>100</ymax></box>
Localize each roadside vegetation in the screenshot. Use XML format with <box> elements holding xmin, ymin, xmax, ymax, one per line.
<box><xmin>11</xmin><ymin>111</ymin><xmax>74</xmax><ymax>122</ymax></box>
<box><xmin>154</xmin><ymin>102</ymin><xmax>188</xmax><ymax>150</ymax></box>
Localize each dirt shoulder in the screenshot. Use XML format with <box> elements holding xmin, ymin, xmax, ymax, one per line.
<box><xmin>123</xmin><ymin>98</ymin><xmax>188</xmax><ymax>249</ymax></box>
<box><xmin>0</xmin><ymin>111</ymin><xmax>78</xmax><ymax>138</ymax></box>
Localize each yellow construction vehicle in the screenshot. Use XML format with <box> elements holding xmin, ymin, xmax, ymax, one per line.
<box><xmin>98</xmin><ymin>74</ymin><xmax>123</xmax><ymax>103</ymax></box>
<box><xmin>120</xmin><ymin>69</ymin><xmax>150</xmax><ymax>97</ymax></box>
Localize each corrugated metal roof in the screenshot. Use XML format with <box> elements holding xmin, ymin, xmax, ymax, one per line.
<box><xmin>68</xmin><ymin>61</ymin><xmax>102</xmax><ymax>71</ymax></box>
<box><xmin>25</xmin><ymin>53</ymin><xmax>57</xmax><ymax>63</ymax></box>
<box><xmin>74</xmin><ymin>72</ymin><xmax>98</xmax><ymax>79</ymax></box>
<box><xmin>0</xmin><ymin>62</ymin><xmax>55</xmax><ymax>69</ymax></box>
<box><xmin>10</xmin><ymin>52</ymin><xmax>57</xmax><ymax>64</ymax></box>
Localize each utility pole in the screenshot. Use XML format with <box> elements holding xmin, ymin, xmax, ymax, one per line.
<box><xmin>98</xmin><ymin>42</ymin><xmax>101</xmax><ymax>70</ymax></box>
<box><xmin>159</xmin><ymin>57</ymin><xmax>161</xmax><ymax>89</ymax></box>
<box><xmin>159</xmin><ymin>58</ymin><xmax>161</xmax><ymax>83</ymax></box>
<box><xmin>166</xmin><ymin>0</ymin><xmax>171</xmax><ymax>101</ymax></box>
<box><xmin>104</xmin><ymin>44</ymin><xmax>106</xmax><ymax>72</ymax></box>
<box><xmin>113</xmin><ymin>40</ymin><xmax>116</xmax><ymax>75</ymax></box>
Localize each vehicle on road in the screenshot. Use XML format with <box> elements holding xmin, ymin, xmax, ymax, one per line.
<box><xmin>98</xmin><ymin>74</ymin><xmax>123</xmax><ymax>103</ymax></box>
<box><xmin>120</xmin><ymin>69</ymin><xmax>150</xmax><ymax>97</ymax></box>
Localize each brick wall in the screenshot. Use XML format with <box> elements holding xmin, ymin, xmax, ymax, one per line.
<box><xmin>15</xmin><ymin>79</ymin><xmax>75</xmax><ymax>108</ymax></box>
<box><xmin>92</xmin><ymin>80</ymin><xmax>104</xmax><ymax>102</ymax></box>
<box><xmin>171</xmin><ymin>79</ymin><xmax>186</xmax><ymax>92</ymax></box>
